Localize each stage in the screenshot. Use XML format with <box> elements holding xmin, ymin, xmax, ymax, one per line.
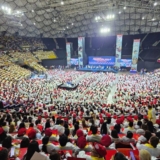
<box><xmin>77</xmin><ymin>67</ymin><xmax>118</xmax><ymax>73</ymax></box>
<box><xmin>58</xmin><ymin>82</ymin><xmax>79</xmax><ymax>90</ymax></box>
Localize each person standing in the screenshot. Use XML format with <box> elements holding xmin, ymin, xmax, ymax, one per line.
<box><xmin>148</xmin><ymin>105</ymin><xmax>156</xmax><ymax>124</ymax></box>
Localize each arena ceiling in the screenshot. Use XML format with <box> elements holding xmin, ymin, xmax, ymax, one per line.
<box><xmin>0</xmin><ymin>0</ymin><xmax>160</xmax><ymax>38</ymax></box>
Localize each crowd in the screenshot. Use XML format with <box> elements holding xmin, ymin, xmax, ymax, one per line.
<box><xmin>33</xmin><ymin>51</ymin><xmax>57</xmax><ymax>61</ymax></box>
<box><xmin>0</xmin><ymin>69</ymin><xmax>159</xmax><ymax>160</ymax></box>
<box><xmin>0</xmin><ymin>36</ymin><xmax>45</xmax><ymax>51</ymax></box>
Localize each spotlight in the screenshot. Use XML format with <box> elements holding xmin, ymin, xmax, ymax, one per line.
<box><xmin>61</xmin><ymin>1</ymin><xmax>64</xmax><ymax>5</ymax></box>
<box><xmin>123</xmin><ymin>6</ymin><xmax>126</xmax><ymax>9</ymax></box>
<box><xmin>100</xmin><ymin>28</ymin><xmax>110</xmax><ymax>33</ymax></box>
<box><xmin>154</xmin><ymin>2</ymin><xmax>157</xmax><ymax>6</ymax></box>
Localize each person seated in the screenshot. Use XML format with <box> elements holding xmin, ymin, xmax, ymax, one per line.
<box><xmin>76</xmin><ymin>129</ymin><xmax>92</xmax><ymax>152</ymax></box>
<box><xmin>77</xmin><ymin>143</ymin><xmax>106</xmax><ymax>160</ymax></box>
<box><xmin>121</xmin><ymin>131</ymin><xmax>136</xmax><ymax>144</ymax></box>
<box><xmin>136</xmin><ymin>123</ymin><xmax>147</xmax><ymax>135</ymax></box>
<box><xmin>136</xmin><ymin>136</ymin><xmax>160</xmax><ymax>157</ymax></box>
<box><xmin>86</xmin><ymin>126</ymin><xmax>102</xmax><ymax>143</ymax></box>
<box><xmin>139</xmin><ymin>149</ymin><xmax>152</xmax><ymax>160</ymax></box>
<box><xmin>111</xmin><ymin>129</ymin><xmax>121</xmax><ymax>143</ymax></box>
<box><xmin>40</xmin><ymin>136</ymin><xmax>55</xmax><ymax>154</ymax></box>
<box><xmin>123</xmin><ymin>121</ymin><xmax>135</xmax><ymax>134</ymax></box>
<box><xmin>23</xmin><ymin>140</ymin><xmax>49</xmax><ymax>160</ymax></box>
<box><xmin>138</xmin><ymin>130</ymin><xmax>152</xmax><ymax>143</ymax></box>
<box><xmin>54</xmin><ymin>134</ymin><xmax>79</xmax><ymax>153</ymax></box>
<box><xmin>111</xmin><ymin>152</ymin><xmax>128</xmax><ymax>160</ymax></box>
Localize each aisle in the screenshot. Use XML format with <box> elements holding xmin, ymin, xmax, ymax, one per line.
<box><xmin>107</xmin><ymin>85</ymin><xmax>117</xmax><ymax>104</ymax></box>
<box><xmin>107</xmin><ymin>74</ymin><xmax>119</xmax><ymax>104</ymax></box>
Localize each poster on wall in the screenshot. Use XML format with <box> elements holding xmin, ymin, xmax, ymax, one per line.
<box><xmin>78</xmin><ymin>37</ymin><xmax>85</xmax><ymax>67</ymax></box>
<box><xmin>88</xmin><ymin>56</ymin><xmax>115</xmax><ymax>66</ymax></box>
<box><xmin>131</xmin><ymin>39</ymin><xmax>140</xmax><ymax>71</ymax></box>
<box><xmin>66</xmin><ymin>43</ymin><xmax>71</xmax><ymax>66</ymax></box>
<box><xmin>115</xmin><ymin>35</ymin><xmax>123</xmax><ymax>67</ymax></box>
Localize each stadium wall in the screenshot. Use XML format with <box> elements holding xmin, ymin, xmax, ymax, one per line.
<box><xmin>42</xmin><ymin>59</ymin><xmax>67</xmax><ymax>67</ymax></box>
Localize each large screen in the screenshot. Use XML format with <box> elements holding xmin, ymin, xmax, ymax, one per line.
<box><xmin>88</xmin><ymin>56</ymin><xmax>115</xmax><ymax>66</ymax></box>
<box><xmin>120</xmin><ymin>59</ymin><xmax>132</xmax><ymax>67</ymax></box>
<box><xmin>70</xmin><ymin>58</ymin><xmax>78</xmax><ymax>65</ymax></box>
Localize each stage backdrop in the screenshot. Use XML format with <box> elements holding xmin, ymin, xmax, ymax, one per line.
<box><xmin>115</xmin><ymin>35</ymin><xmax>123</xmax><ymax>67</ymax></box>
<box><xmin>66</xmin><ymin>42</ymin><xmax>71</xmax><ymax>66</ymax></box>
<box><xmin>78</xmin><ymin>37</ymin><xmax>85</xmax><ymax>67</ymax></box>
<box><xmin>131</xmin><ymin>39</ymin><xmax>140</xmax><ymax>71</ymax></box>
<box><xmin>88</xmin><ymin>56</ymin><xmax>115</xmax><ymax>66</ymax></box>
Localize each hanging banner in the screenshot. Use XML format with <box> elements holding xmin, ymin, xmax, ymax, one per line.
<box><xmin>115</xmin><ymin>35</ymin><xmax>123</xmax><ymax>67</ymax></box>
<box><xmin>78</xmin><ymin>37</ymin><xmax>85</xmax><ymax>67</ymax></box>
<box><xmin>131</xmin><ymin>39</ymin><xmax>140</xmax><ymax>71</ymax></box>
<box><xmin>66</xmin><ymin>42</ymin><xmax>71</xmax><ymax>66</ymax></box>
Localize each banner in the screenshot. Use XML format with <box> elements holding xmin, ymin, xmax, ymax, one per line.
<box><xmin>66</xmin><ymin>43</ymin><xmax>71</xmax><ymax>66</ymax></box>
<box><xmin>120</xmin><ymin>59</ymin><xmax>132</xmax><ymax>67</ymax></box>
<box><xmin>131</xmin><ymin>39</ymin><xmax>140</xmax><ymax>71</ymax></box>
<box><xmin>71</xmin><ymin>58</ymin><xmax>78</xmax><ymax>65</ymax></box>
<box><xmin>78</xmin><ymin>37</ymin><xmax>85</xmax><ymax>67</ymax></box>
<box><xmin>88</xmin><ymin>56</ymin><xmax>115</xmax><ymax>66</ymax></box>
<box><xmin>115</xmin><ymin>35</ymin><xmax>123</xmax><ymax>67</ymax></box>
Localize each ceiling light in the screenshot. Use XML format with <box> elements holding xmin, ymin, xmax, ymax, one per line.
<box><xmin>32</xmin><ymin>10</ymin><xmax>34</xmax><ymax>12</ymax></box>
<box><xmin>21</xmin><ymin>24</ymin><xmax>23</xmax><ymax>26</ymax></box>
<box><xmin>61</xmin><ymin>1</ymin><xmax>64</xmax><ymax>5</ymax></box>
<box><xmin>1</xmin><ymin>6</ymin><xmax>4</xmax><ymax>10</ymax></box>
<box><xmin>123</xmin><ymin>6</ymin><xmax>126</xmax><ymax>9</ymax></box>
<box><xmin>142</xmin><ymin>17</ymin><xmax>144</xmax><ymax>20</ymax></box>
<box><xmin>152</xmin><ymin>18</ymin><xmax>155</xmax><ymax>21</ymax></box>
<box><xmin>34</xmin><ymin>23</ymin><xmax>36</xmax><ymax>25</ymax></box>
<box><xmin>72</xmin><ymin>23</ymin><xmax>74</xmax><ymax>25</ymax></box>
<box><xmin>119</xmin><ymin>11</ymin><xmax>121</xmax><ymax>14</ymax></box>
<box><xmin>67</xmin><ymin>26</ymin><xmax>69</xmax><ymax>29</ymax></box>
<box><xmin>154</xmin><ymin>2</ymin><xmax>157</xmax><ymax>6</ymax></box>
<box><xmin>54</xmin><ymin>19</ymin><xmax>56</xmax><ymax>22</ymax></box>
<box><xmin>100</xmin><ymin>28</ymin><xmax>110</xmax><ymax>33</ymax></box>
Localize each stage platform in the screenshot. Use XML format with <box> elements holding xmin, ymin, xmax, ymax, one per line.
<box><xmin>77</xmin><ymin>68</ymin><xmax>118</xmax><ymax>73</ymax></box>
<box><xmin>58</xmin><ymin>82</ymin><xmax>79</xmax><ymax>90</ymax></box>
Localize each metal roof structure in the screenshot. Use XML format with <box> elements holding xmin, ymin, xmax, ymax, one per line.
<box><xmin>0</xmin><ymin>0</ymin><xmax>160</xmax><ymax>37</ymax></box>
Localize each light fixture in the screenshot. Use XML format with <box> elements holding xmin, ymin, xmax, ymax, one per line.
<box><xmin>61</xmin><ymin>1</ymin><xmax>64</xmax><ymax>5</ymax></box>
<box><xmin>100</xmin><ymin>28</ymin><xmax>110</xmax><ymax>33</ymax></box>
<box><xmin>72</xmin><ymin>23</ymin><xmax>74</xmax><ymax>25</ymax></box>
<box><xmin>32</xmin><ymin>10</ymin><xmax>34</xmax><ymax>12</ymax></box>
<box><xmin>119</xmin><ymin>11</ymin><xmax>121</xmax><ymax>14</ymax></box>
<box><xmin>123</xmin><ymin>6</ymin><xmax>126</xmax><ymax>9</ymax></box>
<box><xmin>106</xmin><ymin>14</ymin><xmax>115</xmax><ymax>19</ymax></box>
<box><xmin>34</xmin><ymin>23</ymin><xmax>36</xmax><ymax>25</ymax></box>
<box><xmin>54</xmin><ymin>19</ymin><xmax>56</xmax><ymax>22</ymax></box>
<box><xmin>21</xmin><ymin>24</ymin><xmax>23</xmax><ymax>26</ymax></box>
<box><xmin>142</xmin><ymin>17</ymin><xmax>144</xmax><ymax>20</ymax></box>
<box><xmin>152</xmin><ymin>18</ymin><xmax>155</xmax><ymax>21</ymax></box>
<box><xmin>67</xmin><ymin>26</ymin><xmax>69</xmax><ymax>29</ymax></box>
<box><xmin>1</xmin><ymin>6</ymin><xmax>4</xmax><ymax>10</ymax></box>
<box><xmin>154</xmin><ymin>2</ymin><xmax>157</xmax><ymax>6</ymax></box>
